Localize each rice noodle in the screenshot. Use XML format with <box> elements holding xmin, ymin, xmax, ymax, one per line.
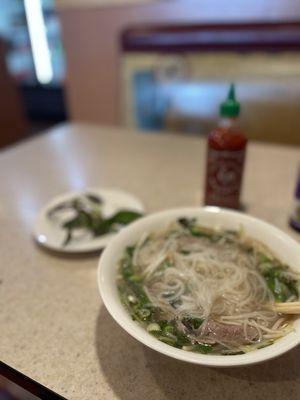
<box><xmin>120</xmin><ymin>220</ymin><xmax>300</xmax><ymax>354</ymax></box>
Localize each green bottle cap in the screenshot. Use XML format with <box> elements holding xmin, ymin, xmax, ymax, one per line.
<box><xmin>220</xmin><ymin>83</ymin><xmax>240</xmax><ymax>117</ymax></box>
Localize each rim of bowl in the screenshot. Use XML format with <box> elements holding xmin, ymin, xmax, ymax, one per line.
<box><xmin>98</xmin><ymin>206</ymin><xmax>300</xmax><ymax>367</ymax></box>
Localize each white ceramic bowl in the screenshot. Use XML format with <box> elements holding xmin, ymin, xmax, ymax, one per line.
<box><xmin>98</xmin><ymin>207</ymin><xmax>300</xmax><ymax>367</ymax></box>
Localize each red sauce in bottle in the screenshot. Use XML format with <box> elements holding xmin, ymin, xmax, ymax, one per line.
<box><xmin>204</xmin><ymin>85</ymin><xmax>247</xmax><ymax>209</ymax></box>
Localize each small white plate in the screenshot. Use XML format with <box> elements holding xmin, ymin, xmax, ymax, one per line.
<box><xmin>33</xmin><ymin>188</ymin><xmax>145</xmax><ymax>253</ymax></box>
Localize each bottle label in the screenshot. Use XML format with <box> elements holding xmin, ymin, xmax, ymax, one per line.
<box><xmin>205</xmin><ymin>148</ymin><xmax>245</xmax><ymax>208</ymax></box>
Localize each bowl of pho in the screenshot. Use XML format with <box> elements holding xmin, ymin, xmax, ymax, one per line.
<box><xmin>98</xmin><ymin>207</ymin><xmax>300</xmax><ymax>367</ymax></box>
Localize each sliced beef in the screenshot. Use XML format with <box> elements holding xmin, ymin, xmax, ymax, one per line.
<box><xmin>201</xmin><ymin>321</ymin><xmax>258</xmax><ymax>345</ymax></box>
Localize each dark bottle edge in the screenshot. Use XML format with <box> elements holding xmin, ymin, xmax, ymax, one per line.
<box><xmin>289</xmin><ymin>217</ymin><xmax>300</xmax><ymax>233</ymax></box>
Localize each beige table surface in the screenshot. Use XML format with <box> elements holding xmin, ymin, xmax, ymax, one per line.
<box><xmin>1</xmin><ymin>123</ymin><xmax>300</xmax><ymax>400</ymax></box>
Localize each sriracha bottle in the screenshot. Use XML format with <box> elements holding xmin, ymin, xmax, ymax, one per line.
<box><xmin>204</xmin><ymin>84</ymin><xmax>247</xmax><ymax>209</ymax></box>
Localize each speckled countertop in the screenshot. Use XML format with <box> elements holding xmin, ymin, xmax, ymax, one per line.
<box><xmin>1</xmin><ymin>123</ymin><xmax>300</xmax><ymax>400</ymax></box>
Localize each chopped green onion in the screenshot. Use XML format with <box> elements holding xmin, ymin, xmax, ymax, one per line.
<box><xmin>147</xmin><ymin>323</ymin><xmax>161</xmax><ymax>333</ymax></box>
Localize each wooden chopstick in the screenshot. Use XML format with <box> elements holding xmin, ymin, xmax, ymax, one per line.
<box><xmin>273</xmin><ymin>301</ymin><xmax>300</xmax><ymax>314</ymax></box>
